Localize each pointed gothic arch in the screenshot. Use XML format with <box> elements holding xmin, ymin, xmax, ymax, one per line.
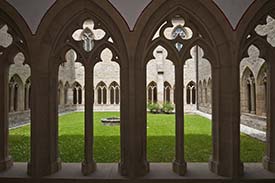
<box><xmin>109</xmin><ymin>81</ymin><xmax>120</xmax><ymax>105</ymax></box>
<box><xmin>186</xmin><ymin>81</ymin><xmax>196</xmax><ymax>105</ymax></box>
<box><xmin>135</xmin><ymin>0</ymin><xmax>236</xmax><ymax>177</ymax></box>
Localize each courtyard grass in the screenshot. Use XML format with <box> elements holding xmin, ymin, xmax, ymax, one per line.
<box><xmin>9</xmin><ymin>112</ymin><xmax>265</xmax><ymax>163</ymax></box>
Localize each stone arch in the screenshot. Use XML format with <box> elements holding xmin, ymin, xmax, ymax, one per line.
<box><xmin>0</xmin><ymin>0</ymin><xmax>33</xmax><ymax>173</ymax></box>
<box><xmin>256</xmin><ymin>63</ymin><xmax>268</xmax><ymax>116</ymax></box>
<box><xmin>72</xmin><ymin>82</ymin><xmax>82</xmax><ymax>105</ymax></box>
<box><xmin>147</xmin><ymin>81</ymin><xmax>157</xmax><ymax>104</ymax></box>
<box><xmin>109</xmin><ymin>81</ymin><xmax>120</xmax><ymax>105</ymax></box>
<box><xmin>237</xmin><ymin>0</ymin><xmax>275</xmax><ymax>173</ymax></box>
<box><xmin>96</xmin><ymin>81</ymin><xmax>107</xmax><ymax>105</ymax></box>
<box><xmin>241</xmin><ymin>67</ymin><xmax>256</xmax><ymax>114</ymax></box>
<box><xmin>24</xmin><ymin>77</ymin><xmax>31</xmax><ymax>110</ymax></box>
<box><xmin>36</xmin><ymin>1</ymin><xmax>130</xmax><ymax>175</ymax></box>
<box><xmin>134</xmin><ymin>0</ymin><xmax>234</xmax><ymax>176</ymax></box>
<box><xmin>9</xmin><ymin>74</ymin><xmax>23</xmax><ymax>112</ymax></box>
<box><xmin>164</xmin><ymin>81</ymin><xmax>172</xmax><ymax>103</ymax></box>
<box><xmin>186</xmin><ymin>81</ymin><xmax>196</xmax><ymax>105</ymax></box>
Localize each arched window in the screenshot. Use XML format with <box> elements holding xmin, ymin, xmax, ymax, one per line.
<box><xmin>241</xmin><ymin>68</ymin><xmax>256</xmax><ymax>114</ymax></box>
<box><xmin>147</xmin><ymin>81</ymin><xmax>157</xmax><ymax>103</ymax></box>
<box><xmin>164</xmin><ymin>82</ymin><xmax>172</xmax><ymax>103</ymax></box>
<box><xmin>257</xmin><ymin>63</ymin><xmax>268</xmax><ymax>116</ymax></box>
<box><xmin>9</xmin><ymin>74</ymin><xmax>23</xmax><ymax>112</ymax></box>
<box><xmin>24</xmin><ymin>77</ymin><xmax>31</xmax><ymax>110</ymax></box>
<box><xmin>109</xmin><ymin>81</ymin><xmax>120</xmax><ymax>105</ymax></box>
<box><xmin>72</xmin><ymin>82</ymin><xmax>82</xmax><ymax>105</ymax></box>
<box><xmin>186</xmin><ymin>81</ymin><xmax>196</xmax><ymax>105</ymax></box>
<box><xmin>96</xmin><ymin>81</ymin><xmax>107</xmax><ymax>105</ymax></box>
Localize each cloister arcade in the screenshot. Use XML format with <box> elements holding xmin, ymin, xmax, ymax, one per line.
<box><xmin>0</xmin><ymin>0</ymin><xmax>275</xmax><ymax>183</ymax></box>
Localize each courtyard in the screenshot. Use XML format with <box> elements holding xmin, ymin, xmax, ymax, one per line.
<box><xmin>9</xmin><ymin>112</ymin><xmax>264</xmax><ymax>163</ymax></box>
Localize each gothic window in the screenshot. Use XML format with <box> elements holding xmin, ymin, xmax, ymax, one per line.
<box><xmin>9</xmin><ymin>74</ymin><xmax>23</xmax><ymax>112</ymax></box>
<box><xmin>242</xmin><ymin>68</ymin><xmax>256</xmax><ymax>114</ymax></box>
<box><xmin>96</xmin><ymin>82</ymin><xmax>107</xmax><ymax>105</ymax></box>
<box><xmin>186</xmin><ymin>81</ymin><xmax>196</xmax><ymax>105</ymax></box>
<box><xmin>24</xmin><ymin>77</ymin><xmax>31</xmax><ymax>110</ymax></box>
<box><xmin>148</xmin><ymin>81</ymin><xmax>157</xmax><ymax>103</ymax></box>
<box><xmin>72</xmin><ymin>82</ymin><xmax>82</xmax><ymax>105</ymax></box>
<box><xmin>164</xmin><ymin>82</ymin><xmax>172</xmax><ymax>103</ymax></box>
<box><xmin>109</xmin><ymin>82</ymin><xmax>120</xmax><ymax>105</ymax></box>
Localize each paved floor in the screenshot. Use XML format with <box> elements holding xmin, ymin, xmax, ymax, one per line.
<box><xmin>194</xmin><ymin>111</ymin><xmax>266</xmax><ymax>142</ymax></box>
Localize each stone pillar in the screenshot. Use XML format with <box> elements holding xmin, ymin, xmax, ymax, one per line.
<box><xmin>263</xmin><ymin>53</ymin><xmax>275</xmax><ymax>172</ymax></box>
<box><xmin>106</xmin><ymin>88</ymin><xmax>110</xmax><ymax>105</ymax></box>
<box><xmin>0</xmin><ymin>58</ymin><xmax>13</xmax><ymax>171</ymax></box>
<box><xmin>173</xmin><ymin>64</ymin><xmax>187</xmax><ymax>175</ymax></box>
<box><xmin>28</xmin><ymin>61</ymin><xmax>61</xmax><ymax>177</ymax></box>
<box><xmin>209</xmin><ymin>65</ymin><xmax>243</xmax><ymax>177</ymax></box>
<box><xmin>250</xmin><ymin>79</ymin><xmax>256</xmax><ymax>114</ymax></box>
<box><xmin>82</xmin><ymin>64</ymin><xmax>96</xmax><ymax>175</ymax></box>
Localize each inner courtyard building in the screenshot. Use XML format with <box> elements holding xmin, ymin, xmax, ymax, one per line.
<box><xmin>0</xmin><ymin>0</ymin><xmax>275</xmax><ymax>182</ymax></box>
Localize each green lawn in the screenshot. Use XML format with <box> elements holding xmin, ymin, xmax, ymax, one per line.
<box><xmin>9</xmin><ymin>112</ymin><xmax>265</xmax><ymax>163</ymax></box>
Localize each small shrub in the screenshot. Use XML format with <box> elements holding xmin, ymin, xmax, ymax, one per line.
<box><xmin>162</xmin><ymin>102</ymin><xmax>175</xmax><ymax>114</ymax></box>
<box><xmin>147</xmin><ymin>103</ymin><xmax>162</xmax><ymax>114</ymax></box>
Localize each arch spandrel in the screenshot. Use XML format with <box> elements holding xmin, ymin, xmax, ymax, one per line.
<box><xmin>135</xmin><ymin>1</ymin><xmax>232</xmax><ymax>69</ymax></box>
<box><xmin>0</xmin><ymin>1</ymin><xmax>32</xmax><ymax>66</ymax></box>
<box><xmin>35</xmin><ymin>0</ymin><xmax>129</xmax><ymax>70</ymax></box>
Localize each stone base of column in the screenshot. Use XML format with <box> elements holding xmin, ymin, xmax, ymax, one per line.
<box><xmin>119</xmin><ymin>161</ymin><xmax>149</xmax><ymax>177</ymax></box>
<box><xmin>0</xmin><ymin>157</ymin><xmax>13</xmax><ymax>171</ymax></box>
<box><xmin>82</xmin><ymin>160</ymin><xmax>96</xmax><ymax>176</ymax></box>
<box><xmin>173</xmin><ymin>160</ymin><xmax>187</xmax><ymax>176</ymax></box>
<box><xmin>209</xmin><ymin>159</ymin><xmax>244</xmax><ymax>177</ymax></box>
<box><xmin>118</xmin><ymin>161</ymin><xmax>128</xmax><ymax>176</ymax></box>
<box><xmin>263</xmin><ymin>156</ymin><xmax>275</xmax><ymax>172</ymax></box>
<box><xmin>27</xmin><ymin>158</ymin><xmax>61</xmax><ymax>177</ymax></box>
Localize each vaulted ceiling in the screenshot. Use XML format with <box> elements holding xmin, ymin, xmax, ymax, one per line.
<box><xmin>7</xmin><ymin>0</ymin><xmax>255</xmax><ymax>34</ymax></box>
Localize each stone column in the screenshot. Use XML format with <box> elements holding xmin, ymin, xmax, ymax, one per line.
<box><xmin>0</xmin><ymin>58</ymin><xmax>13</xmax><ymax>171</ymax></box>
<box><xmin>263</xmin><ymin>52</ymin><xmax>275</xmax><ymax>172</ymax></box>
<box><xmin>28</xmin><ymin>61</ymin><xmax>61</xmax><ymax>177</ymax></box>
<box><xmin>82</xmin><ymin>64</ymin><xmax>96</xmax><ymax>175</ymax></box>
<box><xmin>250</xmin><ymin>79</ymin><xmax>256</xmax><ymax>114</ymax></box>
<box><xmin>209</xmin><ymin>65</ymin><xmax>243</xmax><ymax>177</ymax></box>
<box><xmin>173</xmin><ymin>64</ymin><xmax>187</xmax><ymax>175</ymax></box>
<box><xmin>106</xmin><ymin>88</ymin><xmax>110</xmax><ymax>105</ymax></box>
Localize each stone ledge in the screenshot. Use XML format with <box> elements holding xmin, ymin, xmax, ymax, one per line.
<box><xmin>0</xmin><ymin>163</ymin><xmax>274</xmax><ymax>183</ymax></box>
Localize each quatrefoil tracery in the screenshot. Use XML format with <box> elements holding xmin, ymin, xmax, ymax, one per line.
<box><xmin>153</xmin><ymin>16</ymin><xmax>194</xmax><ymax>53</ymax></box>
<box><xmin>72</xmin><ymin>19</ymin><xmax>106</xmax><ymax>52</ymax></box>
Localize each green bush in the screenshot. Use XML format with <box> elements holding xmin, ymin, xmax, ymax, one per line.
<box><xmin>162</xmin><ymin>102</ymin><xmax>175</xmax><ymax>114</ymax></box>
<box><xmin>147</xmin><ymin>103</ymin><xmax>162</xmax><ymax>113</ymax></box>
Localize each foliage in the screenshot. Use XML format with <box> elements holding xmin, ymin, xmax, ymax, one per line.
<box><xmin>147</xmin><ymin>102</ymin><xmax>162</xmax><ymax>113</ymax></box>
<box><xmin>9</xmin><ymin>112</ymin><xmax>264</xmax><ymax>163</ymax></box>
<box><xmin>162</xmin><ymin>102</ymin><xmax>175</xmax><ymax>114</ymax></box>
